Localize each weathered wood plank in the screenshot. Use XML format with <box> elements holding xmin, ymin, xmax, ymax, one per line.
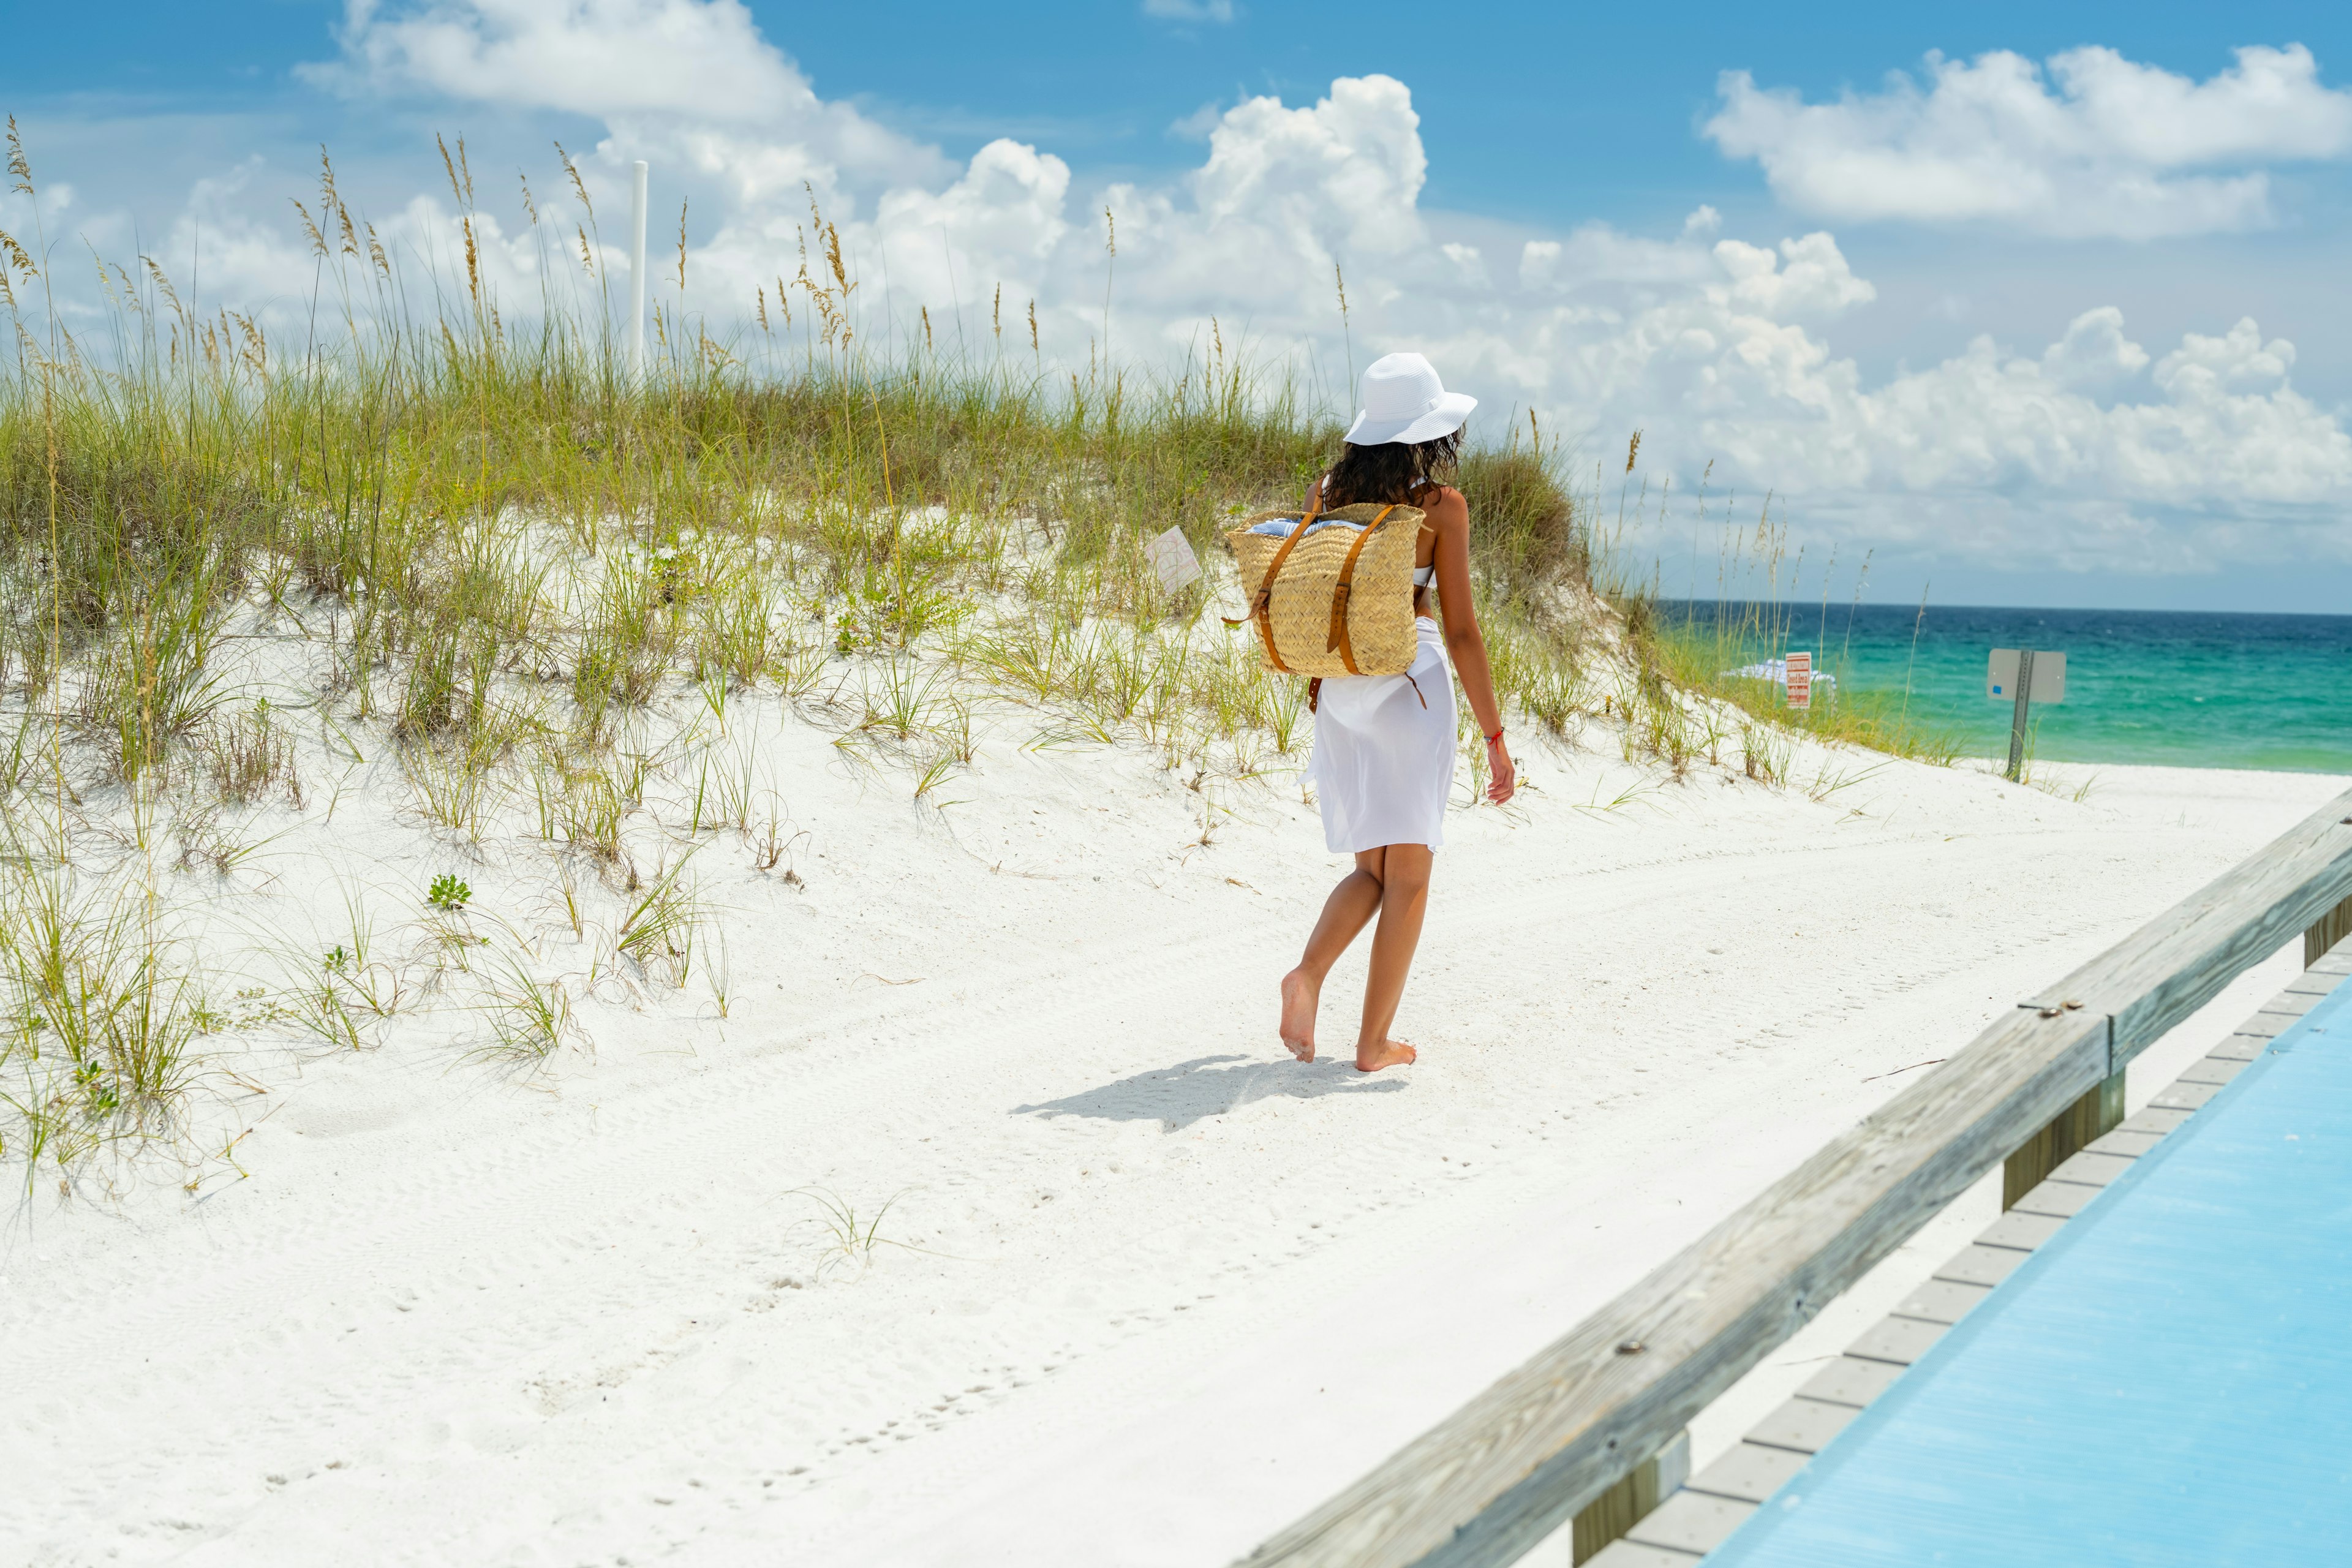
<box><xmin>1568</xmin><ymin>1431</ymin><xmax>1687</xmax><ymax>1564</ymax></box>
<box><xmin>2088</xmin><ymin>797</ymin><xmax>2352</xmax><ymax>1063</ymax></box>
<box><xmin>1653</xmin><ymin>958</ymin><xmax>2351</xmax><ymax>1563</ymax></box>
<box><xmin>1239</xmin><ymin>789</ymin><xmax>2352</xmax><ymax>1568</ymax></box>
<box><xmin>2002</xmin><ymin>1069</ymin><xmax>2124</xmax><ymax>1208</ymax></box>
<box><xmin>2305</xmin><ymin>893</ymin><xmax>2352</xmax><ymax>967</ymax></box>
<box><xmin>1236</xmin><ymin>1001</ymin><xmax>2112</xmax><ymax>1566</ymax></box>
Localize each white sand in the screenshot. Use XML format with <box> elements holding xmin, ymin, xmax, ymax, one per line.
<box><xmin>5</xmin><ymin>692</ymin><xmax>2343</xmax><ymax>1566</ymax></box>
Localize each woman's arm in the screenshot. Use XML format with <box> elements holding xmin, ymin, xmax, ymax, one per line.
<box><xmin>1427</xmin><ymin>486</ymin><xmax>1515</xmax><ymax>804</ymax></box>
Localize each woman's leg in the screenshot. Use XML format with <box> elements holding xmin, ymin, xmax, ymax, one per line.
<box><xmin>1355</xmin><ymin>843</ymin><xmax>1432</xmax><ymax>1071</ymax></box>
<box><xmin>1280</xmin><ymin>848</ymin><xmax>1389</xmax><ymax>1063</ymax></box>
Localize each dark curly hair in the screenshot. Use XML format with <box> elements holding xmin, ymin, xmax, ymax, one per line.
<box><xmin>1319</xmin><ymin>428</ymin><xmax>1463</xmax><ymax>510</ymax></box>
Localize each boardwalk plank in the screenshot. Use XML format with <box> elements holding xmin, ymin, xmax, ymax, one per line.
<box><xmin>2150</xmin><ymin>1080</ymin><xmax>2223</xmax><ymax>1112</ymax></box>
<box><xmin>1891</xmin><ymin>1278</ymin><xmax>1994</xmax><ymax>1324</ymax></box>
<box><xmin>2009</xmin><ymin>1181</ymin><xmax>2098</xmax><ymax>1220</ymax></box>
<box><xmin>1796</xmin><ymin>1355</ymin><xmax>1908</xmax><ymax>1407</ymax></box>
<box><xmin>1583</xmin><ymin>1539</ymin><xmax>1702</xmax><ymax>1567</ymax></box>
<box><xmin>1685</xmin><ymin>1441</ymin><xmax>1812</xmax><ymax>1505</ymax></box>
<box><xmin>2083</xmin><ymin>1128</ymin><xmax>2168</xmax><ymax>1158</ymax></box>
<box><xmin>1933</xmin><ymin>1244</ymin><xmax>2033</xmax><ymax>1288</ymax></box>
<box><xmin>1624</xmin><ymin>1490</ymin><xmax>1757</xmax><ymax>1556</ymax></box>
<box><xmin>2048</xmin><ymin>1150</ymin><xmax>2139</xmax><ymax>1187</ymax></box>
<box><xmin>1977</xmin><ymin>1210</ymin><xmax>2067</xmax><ymax>1251</ymax></box>
<box><xmin>1744</xmin><ymin>1398</ymin><xmax>1861</xmax><ymax>1455</ymax></box>
<box><xmin>1842</xmin><ymin>1314</ymin><xmax>1948</xmax><ymax>1366</ymax></box>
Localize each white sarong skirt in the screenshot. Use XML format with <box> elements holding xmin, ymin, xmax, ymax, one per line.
<box><xmin>1302</xmin><ymin>616</ymin><xmax>1456</xmax><ymax>854</ymax></box>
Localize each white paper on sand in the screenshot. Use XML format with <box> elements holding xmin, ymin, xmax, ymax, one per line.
<box><xmin>1146</xmin><ymin>525</ymin><xmax>1202</xmax><ymax>593</ymax></box>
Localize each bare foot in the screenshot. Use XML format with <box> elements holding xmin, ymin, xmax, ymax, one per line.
<box><xmin>1354</xmin><ymin>1039</ymin><xmax>1417</xmax><ymax>1073</ymax></box>
<box><xmin>1279</xmin><ymin>968</ymin><xmax>1318</xmax><ymax>1062</ymax></box>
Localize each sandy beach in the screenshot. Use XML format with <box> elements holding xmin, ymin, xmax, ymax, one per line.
<box><xmin>3</xmin><ymin>688</ymin><xmax>2342</xmax><ymax>1567</ymax></box>
<box><xmin>13</xmin><ymin>5</ymin><xmax>2352</xmax><ymax>1561</ymax></box>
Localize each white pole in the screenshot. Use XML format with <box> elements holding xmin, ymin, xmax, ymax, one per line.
<box><xmin>628</xmin><ymin>160</ymin><xmax>649</xmax><ymax>379</ymax></box>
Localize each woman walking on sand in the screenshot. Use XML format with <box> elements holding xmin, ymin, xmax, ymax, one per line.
<box><xmin>1280</xmin><ymin>353</ymin><xmax>1515</xmax><ymax>1073</ymax></box>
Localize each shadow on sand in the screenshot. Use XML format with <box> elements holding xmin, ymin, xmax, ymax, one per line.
<box><xmin>1014</xmin><ymin>1053</ymin><xmax>1405</xmax><ymax>1133</ymax></box>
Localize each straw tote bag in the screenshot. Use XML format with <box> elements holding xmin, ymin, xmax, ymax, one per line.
<box><xmin>1223</xmin><ymin>502</ymin><xmax>1425</xmax><ymax>680</ymax></box>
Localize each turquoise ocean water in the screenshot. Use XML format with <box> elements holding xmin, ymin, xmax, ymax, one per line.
<box><xmin>1657</xmin><ymin>601</ymin><xmax>2352</xmax><ymax>774</ymax></box>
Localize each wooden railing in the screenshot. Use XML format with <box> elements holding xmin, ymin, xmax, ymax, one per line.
<box><xmin>1242</xmin><ymin>787</ymin><xmax>2352</xmax><ymax>1568</ymax></box>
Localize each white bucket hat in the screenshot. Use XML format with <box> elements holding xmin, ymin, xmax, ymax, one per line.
<box><xmin>1343</xmin><ymin>352</ymin><xmax>1477</xmax><ymax>446</ymax></box>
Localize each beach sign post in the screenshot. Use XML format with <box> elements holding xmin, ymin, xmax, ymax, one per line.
<box><xmin>1989</xmin><ymin>647</ymin><xmax>2067</xmax><ymax>782</ymax></box>
<box><xmin>1784</xmin><ymin>651</ymin><xmax>1812</xmax><ymax>710</ymax></box>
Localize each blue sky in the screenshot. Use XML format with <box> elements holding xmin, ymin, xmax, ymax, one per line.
<box><xmin>16</xmin><ymin>2</ymin><xmax>2345</xmax><ymax>206</ymax></box>
<box><xmin>5</xmin><ymin>1</ymin><xmax>2351</xmax><ymax>611</ymax></box>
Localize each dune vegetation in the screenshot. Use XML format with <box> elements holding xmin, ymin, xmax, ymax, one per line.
<box><xmin>0</xmin><ymin>134</ymin><xmax>1943</xmax><ymax>1184</ymax></box>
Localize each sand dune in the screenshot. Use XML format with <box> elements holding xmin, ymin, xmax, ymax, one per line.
<box><xmin>6</xmin><ymin>696</ymin><xmax>2339</xmax><ymax>1566</ymax></box>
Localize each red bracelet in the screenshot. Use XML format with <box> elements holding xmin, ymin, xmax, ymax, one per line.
<box><xmin>1484</xmin><ymin>726</ymin><xmax>1505</xmax><ymax>745</ymax></box>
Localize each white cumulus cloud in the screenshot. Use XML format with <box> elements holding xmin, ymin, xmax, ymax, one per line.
<box><xmin>1705</xmin><ymin>43</ymin><xmax>2352</xmax><ymax>238</ymax></box>
<box><xmin>306</xmin><ymin>0</ymin><xmax>949</xmax><ymax>202</ymax></box>
<box><xmin>34</xmin><ymin>4</ymin><xmax>2352</xmax><ymax>585</ymax></box>
<box><xmin>314</xmin><ymin>0</ymin><xmax>797</xmax><ymax>121</ymax></box>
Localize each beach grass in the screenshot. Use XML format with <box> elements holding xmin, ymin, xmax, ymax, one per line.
<box><xmin>0</xmin><ymin>137</ymin><xmax>1924</xmax><ymax>1178</ymax></box>
<box><xmin>1592</xmin><ymin>473</ymin><xmax>1963</xmax><ymax>769</ymax></box>
<box><xmin>1636</xmin><ymin>601</ymin><xmax>1963</xmax><ymax>767</ymax></box>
